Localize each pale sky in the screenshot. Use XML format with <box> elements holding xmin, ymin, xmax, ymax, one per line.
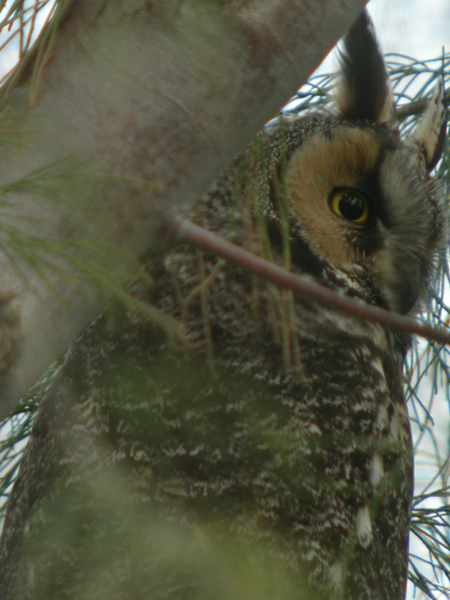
<box><xmin>369</xmin><ymin>0</ymin><xmax>450</xmax><ymax>57</ymax></box>
<box><xmin>315</xmin><ymin>0</ymin><xmax>450</xmax><ymax>76</ymax></box>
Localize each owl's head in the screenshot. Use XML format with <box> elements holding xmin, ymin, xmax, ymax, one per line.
<box><xmin>279</xmin><ymin>11</ymin><xmax>447</xmax><ymax>315</ymax></box>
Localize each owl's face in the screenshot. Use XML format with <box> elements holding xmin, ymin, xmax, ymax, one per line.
<box><xmin>279</xmin><ymin>12</ymin><xmax>447</xmax><ymax>316</ymax></box>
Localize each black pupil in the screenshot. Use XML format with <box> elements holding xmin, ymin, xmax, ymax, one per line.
<box><xmin>339</xmin><ymin>193</ymin><xmax>365</xmax><ymax>221</ymax></box>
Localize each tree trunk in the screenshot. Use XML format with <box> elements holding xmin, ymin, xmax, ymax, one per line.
<box><xmin>0</xmin><ymin>0</ymin><xmax>366</xmax><ymax>418</ymax></box>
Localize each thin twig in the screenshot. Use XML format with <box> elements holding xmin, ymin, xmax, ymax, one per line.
<box><xmin>176</xmin><ymin>217</ymin><xmax>450</xmax><ymax>345</ymax></box>
<box><xmin>397</xmin><ymin>88</ymin><xmax>450</xmax><ymax>120</ymax></box>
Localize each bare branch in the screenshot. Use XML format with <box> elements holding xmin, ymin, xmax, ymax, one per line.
<box><xmin>397</xmin><ymin>88</ymin><xmax>450</xmax><ymax>120</ymax></box>
<box><xmin>177</xmin><ymin>218</ymin><xmax>450</xmax><ymax>346</ymax></box>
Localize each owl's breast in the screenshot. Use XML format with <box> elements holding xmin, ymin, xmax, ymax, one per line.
<box><xmin>136</xmin><ymin>248</ymin><xmax>413</xmax><ymax>600</ymax></box>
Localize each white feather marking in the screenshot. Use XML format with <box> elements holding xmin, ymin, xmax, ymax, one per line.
<box><xmin>329</xmin><ymin>561</ymin><xmax>344</xmax><ymax>586</ymax></box>
<box><xmin>308</xmin><ymin>423</ymin><xmax>322</xmax><ymax>436</ymax></box>
<box><xmin>408</xmin><ymin>80</ymin><xmax>446</xmax><ymax>169</ymax></box>
<box><xmin>356</xmin><ymin>505</ymin><xmax>373</xmax><ymax>547</ymax></box>
<box><xmin>389</xmin><ymin>404</ymin><xmax>408</xmax><ymax>442</ymax></box>
<box><xmin>370</xmin><ymin>452</ymin><xmax>385</xmax><ymax>486</ymax></box>
<box><xmin>389</xmin><ymin>408</ymin><xmax>400</xmax><ymax>440</ymax></box>
<box><xmin>371</xmin><ymin>356</ymin><xmax>385</xmax><ymax>377</ymax></box>
<box><xmin>376</xmin><ymin>404</ymin><xmax>389</xmax><ymax>432</ymax></box>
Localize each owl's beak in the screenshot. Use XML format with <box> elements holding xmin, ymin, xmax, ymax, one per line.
<box><xmin>393</xmin><ymin>274</ymin><xmax>422</xmax><ymax>315</ymax></box>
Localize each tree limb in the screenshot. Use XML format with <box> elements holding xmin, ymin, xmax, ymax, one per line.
<box><xmin>177</xmin><ymin>218</ymin><xmax>450</xmax><ymax>346</ymax></box>
<box><xmin>0</xmin><ymin>0</ymin><xmax>367</xmax><ymax>420</ymax></box>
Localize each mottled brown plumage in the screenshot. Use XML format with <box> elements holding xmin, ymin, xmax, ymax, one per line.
<box><xmin>0</xmin><ymin>10</ymin><xmax>447</xmax><ymax>600</ymax></box>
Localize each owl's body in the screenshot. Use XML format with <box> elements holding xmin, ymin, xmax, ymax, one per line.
<box><xmin>0</xmin><ymin>11</ymin><xmax>446</xmax><ymax>600</ymax></box>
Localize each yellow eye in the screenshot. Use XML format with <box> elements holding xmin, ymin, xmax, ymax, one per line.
<box><xmin>329</xmin><ymin>189</ymin><xmax>370</xmax><ymax>224</ymax></box>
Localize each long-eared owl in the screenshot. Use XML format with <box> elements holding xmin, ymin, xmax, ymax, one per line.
<box><xmin>0</xmin><ymin>10</ymin><xmax>447</xmax><ymax>600</ymax></box>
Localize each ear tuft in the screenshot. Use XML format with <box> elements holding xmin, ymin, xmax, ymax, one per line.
<box><xmin>336</xmin><ymin>10</ymin><xmax>394</xmax><ymax>123</ymax></box>
<box><xmin>409</xmin><ymin>80</ymin><xmax>447</xmax><ymax>172</ymax></box>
